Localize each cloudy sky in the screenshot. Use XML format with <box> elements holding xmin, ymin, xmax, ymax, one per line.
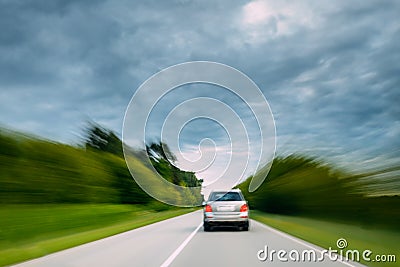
<box><xmin>1</xmin><ymin>0</ymin><xmax>399</xmax><ymax>178</ymax></box>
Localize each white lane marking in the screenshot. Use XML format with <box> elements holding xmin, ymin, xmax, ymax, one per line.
<box><xmin>12</xmin><ymin>211</ymin><xmax>202</xmax><ymax>267</ymax></box>
<box><xmin>253</xmin><ymin>220</ymin><xmax>361</xmax><ymax>267</ymax></box>
<box><xmin>160</xmin><ymin>222</ymin><xmax>203</xmax><ymax>267</ymax></box>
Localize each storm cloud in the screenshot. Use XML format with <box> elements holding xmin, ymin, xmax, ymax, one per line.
<box><xmin>0</xmin><ymin>0</ymin><xmax>399</xmax><ymax>175</ymax></box>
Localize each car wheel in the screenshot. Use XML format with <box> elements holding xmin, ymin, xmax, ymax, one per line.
<box><xmin>204</xmin><ymin>223</ymin><xmax>211</xmax><ymax>232</ymax></box>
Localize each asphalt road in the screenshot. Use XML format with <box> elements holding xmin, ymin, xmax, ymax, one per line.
<box><xmin>14</xmin><ymin>210</ymin><xmax>365</xmax><ymax>267</ymax></box>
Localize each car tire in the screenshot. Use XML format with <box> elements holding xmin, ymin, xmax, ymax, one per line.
<box><xmin>204</xmin><ymin>223</ymin><xmax>211</xmax><ymax>232</ymax></box>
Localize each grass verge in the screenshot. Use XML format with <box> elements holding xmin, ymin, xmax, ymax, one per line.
<box><xmin>252</xmin><ymin>211</ymin><xmax>399</xmax><ymax>267</ymax></box>
<box><xmin>0</xmin><ymin>204</ymin><xmax>194</xmax><ymax>266</ymax></box>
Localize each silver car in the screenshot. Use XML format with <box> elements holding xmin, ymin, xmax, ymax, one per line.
<box><xmin>203</xmin><ymin>189</ymin><xmax>249</xmax><ymax>231</ymax></box>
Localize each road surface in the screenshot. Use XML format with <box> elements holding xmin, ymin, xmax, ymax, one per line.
<box><xmin>14</xmin><ymin>211</ymin><xmax>364</xmax><ymax>267</ymax></box>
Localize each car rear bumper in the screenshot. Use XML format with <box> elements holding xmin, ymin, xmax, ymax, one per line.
<box><xmin>204</xmin><ymin>219</ymin><xmax>249</xmax><ymax>228</ymax></box>
<box><xmin>203</xmin><ymin>212</ymin><xmax>249</xmax><ymax>225</ymax></box>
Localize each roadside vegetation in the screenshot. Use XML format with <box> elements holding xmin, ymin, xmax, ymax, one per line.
<box><xmin>0</xmin><ymin>204</ymin><xmax>193</xmax><ymax>267</ymax></box>
<box><xmin>1</xmin><ymin>123</ymin><xmax>398</xmax><ymax>266</ymax></box>
<box><xmin>252</xmin><ymin>211</ymin><xmax>399</xmax><ymax>267</ymax></box>
<box><xmin>238</xmin><ymin>156</ymin><xmax>399</xmax><ymax>266</ymax></box>
<box><xmin>239</xmin><ymin>155</ymin><xmax>400</xmax><ymax>230</ymax></box>
<box><xmin>0</xmin><ymin>122</ymin><xmax>202</xmax><ymax>204</ymax></box>
<box><xmin>0</xmin><ymin>123</ymin><xmax>201</xmax><ymax>266</ymax></box>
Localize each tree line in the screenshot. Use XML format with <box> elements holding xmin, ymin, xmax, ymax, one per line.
<box><xmin>0</xmin><ymin>122</ymin><xmax>203</xmax><ymax>208</ymax></box>
<box><xmin>238</xmin><ymin>155</ymin><xmax>400</xmax><ymax>230</ymax></box>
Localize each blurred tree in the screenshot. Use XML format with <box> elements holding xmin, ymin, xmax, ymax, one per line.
<box><xmin>146</xmin><ymin>142</ymin><xmax>177</xmax><ymax>162</ymax></box>
<box><xmin>84</xmin><ymin>122</ymin><xmax>123</xmax><ymax>157</ymax></box>
<box><xmin>0</xmin><ymin>130</ymin><xmax>20</xmax><ymax>157</ymax></box>
<box><xmin>238</xmin><ymin>155</ymin><xmax>400</xmax><ymax>229</ymax></box>
<box><xmin>146</xmin><ymin>141</ymin><xmax>202</xmax><ymax>187</ymax></box>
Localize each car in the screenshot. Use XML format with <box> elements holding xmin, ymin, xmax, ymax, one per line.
<box><xmin>202</xmin><ymin>189</ymin><xmax>249</xmax><ymax>231</ymax></box>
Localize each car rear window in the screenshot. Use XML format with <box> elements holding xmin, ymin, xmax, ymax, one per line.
<box><xmin>209</xmin><ymin>192</ymin><xmax>242</xmax><ymax>201</ymax></box>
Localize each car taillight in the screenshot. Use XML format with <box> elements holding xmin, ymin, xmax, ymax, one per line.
<box><xmin>240</xmin><ymin>204</ymin><xmax>248</xmax><ymax>212</ymax></box>
<box><xmin>205</xmin><ymin>204</ymin><xmax>212</xmax><ymax>212</ymax></box>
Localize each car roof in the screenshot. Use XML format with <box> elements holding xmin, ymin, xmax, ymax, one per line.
<box><xmin>210</xmin><ymin>189</ymin><xmax>242</xmax><ymax>193</ymax></box>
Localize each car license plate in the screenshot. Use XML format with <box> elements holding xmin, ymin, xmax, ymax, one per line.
<box><xmin>218</xmin><ymin>206</ymin><xmax>234</xmax><ymax>211</ymax></box>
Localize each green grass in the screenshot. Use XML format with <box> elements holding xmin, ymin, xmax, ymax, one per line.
<box><xmin>0</xmin><ymin>204</ymin><xmax>194</xmax><ymax>266</ymax></box>
<box><xmin>252</xmin><ymin>211</ymin><xmax>399</xmax><ymax>267</ymax></box>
